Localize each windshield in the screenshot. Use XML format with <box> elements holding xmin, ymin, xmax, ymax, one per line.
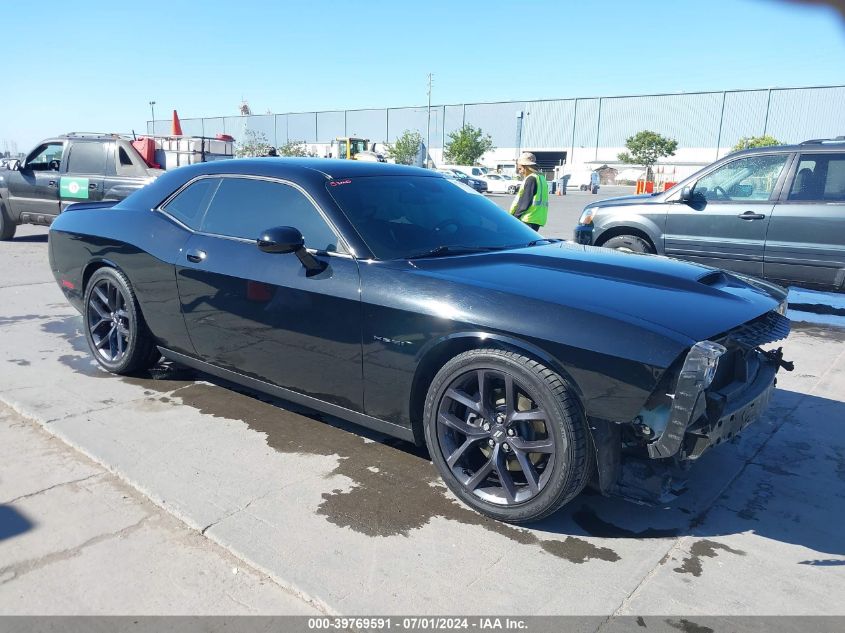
<box><xmin>350</xmin><ymin>139</ymin><xmax>368</xmax><ymax>156</ymax></box>
<box><xmin>327</xmin><ymin>175</ymin><xmax>539</xmax><ymax>260</ymax></box>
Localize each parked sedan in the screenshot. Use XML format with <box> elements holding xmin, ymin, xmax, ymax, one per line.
<box><xmin>575</xmin><ymin>138</ymin><xmax>845</xmax><ymax>292</ymax></box>
<box><xmin>439</xmin><ymin>168</ymin><xmax>487</xmax><ymax>193</ymax></box>
<box><xmin>49</xmin><ymin>159</ymin><xmax>791</xmax><ymax>523</ymax></box>
<box><xmin>482</xmin><ymin>173</ymin><xmax>514</xmax><ymax>194</ymax></box>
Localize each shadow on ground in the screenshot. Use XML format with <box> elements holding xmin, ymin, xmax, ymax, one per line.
<box><xmin>0</xmin><ymin>505</ymin><xmax>35</xmax><ymax>541</ymax></box>
<box><xmin>41</xmin><ymin>314</ymin><xmax>845</xmax><ymax>568</ymax></box>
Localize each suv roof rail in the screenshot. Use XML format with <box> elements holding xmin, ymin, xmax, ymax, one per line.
<box><xmin>800</xmin><ymin>135</ymin><xmax>845</xmax><ymax>145</ymax></box>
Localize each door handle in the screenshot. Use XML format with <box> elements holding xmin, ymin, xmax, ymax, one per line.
<box><xmin>48</xmin><ymin>180</ymin><xmax>57</xmax><ymax>187</ymax></box>
<box><xmin>88</xmin><ymin>183</ymin><xmax>97</xmax><ymax>190</ymax></box>
<box><xmin>737</xmin><ymin>211</ymin><xmax>766</xmax><ymax>220</ymax></box>
<box><xmin>186</xmin><ymin>249</ymin><xmax>206</xmax><ymax>263</ymax></box>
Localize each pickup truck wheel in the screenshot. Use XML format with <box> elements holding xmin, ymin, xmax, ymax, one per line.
<box><xmin>424</xmin><ymin>349</ymin><xmax>592</xmax><ymax>523</ymax></box>
<box><xmin>602</xmin><ymin>234</ymin><xmax>654</xmax><ymax>254</ymax></box>
<box><xmin>0</xmin><ymin>203</ymin><xmax>16</xmax><ymax>240</ymax></box>
<box><xmin>83</xmin><ymin>267</ymin><xmax>160</xmax><ymax>375</ymax></box>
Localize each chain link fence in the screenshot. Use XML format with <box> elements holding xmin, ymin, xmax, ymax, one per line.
<box><xmin>148</xmin><ymin>85</ymin><xmax>845</xmax><ymax>161</ymax></box>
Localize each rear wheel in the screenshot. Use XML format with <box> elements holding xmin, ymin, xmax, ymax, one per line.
<box><xmin>0</xmin><ymin>203</ymin><xmax>16</xmax><ymax>240</ymax></box>
<box><xmin>83</xmin><ymin>267</ymin><xmax>160</xmax><ymax>375</ymax></box>
<box><xmin>602</xmin><ymin>234</ymin><xmax>654</xmax><ymax>254</ymax></box>
<box><xmin>423</xmin><ymin>349</ymin><xmax>592</xmax><ymax>523</ymax></box>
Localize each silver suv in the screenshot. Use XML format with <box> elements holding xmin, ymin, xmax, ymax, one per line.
<box><xmin>574</xmin><ymin>137</ymin><xmax>845</xmax><ymax>292</ymax></box>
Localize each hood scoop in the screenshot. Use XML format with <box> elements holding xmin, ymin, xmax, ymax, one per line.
<box><xmin>698</xmin><ymin>271</ymin><xmax>731</xmax><ymax>287</ymax></box>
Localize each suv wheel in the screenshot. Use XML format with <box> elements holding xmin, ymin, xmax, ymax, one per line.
<box><xmin>0</xmin><ymin>203</ymin><xmax>16</xmax><ymax>240</ymax></box>
<box><xmin>602</xmin><ymin>234</ymin><xmax>654</xmax><ymax>254</ymax></box>
<box><xmin>423</xmin><ymin>349</ymin><xmax>592</xmax><ymax>523</ymax></box>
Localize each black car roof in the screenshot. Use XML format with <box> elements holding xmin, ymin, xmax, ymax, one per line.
<box><xmin>186</xmin><ymin>158</ymin><xmax>434</xmax><ymax>180</ymax></box>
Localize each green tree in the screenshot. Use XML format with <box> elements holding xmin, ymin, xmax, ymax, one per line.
<box><xmin>278</xmin><ymin>140</ymin><xmax>314</xmax><ymax>157</ymax></box>
<box><xmin>443</xmin><ymin>124</ymin><xmax>494</xmax><ymax>166</ymax></box>
<box><xmin>732</xmin><ymin>135</ymin><xmax>781</xmax><ymax>152</ymax></box>
<box><xmin>235</xmin><ymin>129</ymin><xmax>272</xmax><ymax>158</ymax></box>
<box><xmin>385</xmin><ymin>130</ymin><xmax>423</xmax><ymax>165</ymax></box>
<box><xmin>617</xmin><ymin>130</ymin><xmax>679</xmax><ymax>181</ymax></box>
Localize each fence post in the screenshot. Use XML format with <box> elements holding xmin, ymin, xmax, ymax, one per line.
<box><xmin>763</xmin><ymin>88</ymin><xmax>772</xmax><ymax>136</ymax></box>
<box><xmin>715</xmin><ymin>91</ymin><xmax>726</xmax><ymax>160</ymax></box>
<box><xmin>570</xmin><ymin>98</ymin><xmax>578</xmax><ymax>167</ymax></box>
<box><xmin>595</xmin><ymin>97</ymin><xmax>603</xmax><ymax>162</ymax></box>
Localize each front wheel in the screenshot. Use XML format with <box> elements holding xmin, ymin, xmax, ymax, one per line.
<box><xmin>0</xmin><ymin>203</ymin><xmax>16</xmax><ymax>240</ymax></box>
<box><xmin>83</xmin><ymin>267</ymin><xmax>160</xmax><ymax>375</ymax></box>
<box><xmin>423</xmin><ymin>349</ymin><xmax>592</xmax><ymax>523</ymax></box>
<box><xmin>601</xmin><ymin>234</ymin><xmax>655</xmax><ymax>254</ymax></box>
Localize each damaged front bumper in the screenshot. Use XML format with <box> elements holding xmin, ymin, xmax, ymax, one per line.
<box><xmin>592</xmin><ymin>310</ymin><xmax>792</xmax><ymax>505</ymax></box>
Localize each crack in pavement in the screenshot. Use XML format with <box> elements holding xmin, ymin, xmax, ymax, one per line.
<box><xmin>0</xmin><ymin>514</ymin><xmax>153</xmax><ymax>587</ymax></box>
<box><xmin>2</xmin><ymin>473</ymin><xmax>103</xmax><ymax>505</ymax></box>
<box><xmin>201</xmin><ymin>489</ymin><xmax>276</xmax><ymax>536</ymax></box>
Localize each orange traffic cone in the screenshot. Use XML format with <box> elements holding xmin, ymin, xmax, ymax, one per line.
<box><xmin>171</xmin><ymin>110</ymin><xmax>183</xmax><ymax>136</ymax></box>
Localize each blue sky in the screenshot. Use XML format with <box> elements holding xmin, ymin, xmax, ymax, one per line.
<box><xmin>1</xmin><ymin>0</ymin><xmax>843</xmax><ymax>152</ymax></box>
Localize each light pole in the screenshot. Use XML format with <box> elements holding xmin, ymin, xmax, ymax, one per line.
<box><xmin>149</xmin><ymin>101</ymin><xmax>156</xmax><ymax>134</ymax></box>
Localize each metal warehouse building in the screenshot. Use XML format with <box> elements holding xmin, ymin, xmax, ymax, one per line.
<box><xmin>149</xmin><ymin>84</ymin><xmax>845</xmax><ymax>178</ymax></box>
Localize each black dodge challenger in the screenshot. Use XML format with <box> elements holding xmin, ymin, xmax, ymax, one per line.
<box><xmin>48</xmin><ymin>159</ymin><xmax>792</xmax><ymax>523</ymax></box>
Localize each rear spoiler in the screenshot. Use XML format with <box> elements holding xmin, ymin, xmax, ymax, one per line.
<box><xmin>62</xmin><ymin>200</ymin><xmax>121</xmax><ymax>212</ymax></box>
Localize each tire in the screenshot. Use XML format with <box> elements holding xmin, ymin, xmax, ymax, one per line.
<box><xmin>423</xmin><ymin>349</ymin><xmax>593</xmax><ymax>523</ymax></box>
<box><xmin>83</xmin><ymin>267</ymin><xmax>160</xmax><ymax>375</ymax></box>
<box><xmin>0</xmin><ymin>202</ymin><xmax>16</xmax><ymax>240</ymax></box>
<box><xmin>602</xmin><ymin>234</ymin><xmax>654</xmax><ymax>254</ymax></box>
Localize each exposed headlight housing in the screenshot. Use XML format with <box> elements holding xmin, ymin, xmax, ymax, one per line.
<box><xmin>689</xmin><ymin>340</ymin><xmax>728</xmax><ymax>389</ymax></box>
<box><xmin>578</xmin><ymin>207</ymin><xmax>597</xmax><ymax>225</ymax></box>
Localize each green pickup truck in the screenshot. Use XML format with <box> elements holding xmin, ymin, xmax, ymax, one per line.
<box><xmin>0</xmin><ymin>133</ymin><xmax>163</xmax><ymax>239</ymax></box>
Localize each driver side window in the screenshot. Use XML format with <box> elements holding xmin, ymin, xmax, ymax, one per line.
<box><xmin>25</xmin><ymin>143</ymin><xmax>64</xmax><ymax>172</ymax></box>
<box><xmin>693</xmin><ymin>154</ymin><xmax>788</xmax><ymax>202</ymax></box>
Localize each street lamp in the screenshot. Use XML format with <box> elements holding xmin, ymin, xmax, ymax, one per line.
<box><xmin>149</xmin><ymin>101</ymin><xmax>156</xmax><ymax>134</ymax></box>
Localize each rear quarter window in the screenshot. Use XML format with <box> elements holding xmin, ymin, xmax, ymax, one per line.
<box><xmin>161</xmin><ymin>178</ymin><xmax>221</xmax><ymax>230</ymax></box>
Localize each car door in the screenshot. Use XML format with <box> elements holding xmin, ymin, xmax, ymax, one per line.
<box><xmin>174</xmin><ymin>175</ymin><xmax>364</xmax><ymax>411</ymax></box>
<box><xmin>664</xmin><ymin>153</ymin><xmax>791</xmax><ymax>276</ymax></box>
<box><xmin>764</xmin><ymin>152</ymin><xmax>845</xmax><ymax>289</ymax></box>
<box><xmin>59</xmin><ymin>140</ymin><xmax>107</xmax><ymax>211</ymax></box>
<box><xmin>5</xmin><ymin>141</ymin><xmax>64</xmax><ymax>221</ymax></box>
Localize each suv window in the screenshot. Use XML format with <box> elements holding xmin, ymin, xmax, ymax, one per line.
<box><xmin>67</xmin><ymin>142</ymin><xmax>108</xmax><ymax>174</ymax></box>
<box><xmin>788</xmin><ymin>154</ymin><xmax>845</xmax><ymax>202</ymax></box>
<box><xmin>693</xmin><ymin>154</ymin><xmax>788</xmax><ymax>202</ymax></box>
<box><xmin>24</xmin><ymin>142</ymin><xmax>64</xmax><ymax>171</ymax></box>
<box><xmin>162</xmin><ymin>177</ymin><xmax>220</xmax><ymax>230</ymax></box>
<box><xmin>200</xmin><ymin>177</ymin><xmax>341</xmax><ymax>252</ymax></box>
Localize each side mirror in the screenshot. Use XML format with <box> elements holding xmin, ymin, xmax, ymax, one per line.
<box><xmin>257</xmin><ymin>226</ymin><xmax>327</xmax><ymax>276</ymax></box>
<box><xmin>679</xmin><ymin>185</ymin><xmax>693</xmax><ymax>203</ymax></box>
<box><xmin>9</xmin><ymin>159</ymin><xmax>21</xmax><ymax>171</ymax></box>
<box><xmin>257</xmin><ymin>226</ymin><xmax>303</xmax><ymax>254</ymax></box>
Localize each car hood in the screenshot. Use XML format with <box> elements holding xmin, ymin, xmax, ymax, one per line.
<box><xmin>586</xmin><ymin>193</ymin><xmax>660</xmax><ymax>209</ymax></box>
<box><xmin>407</xmin><ymin>242</ymin><xmax>785</xmax><ymax>344</ymax></box>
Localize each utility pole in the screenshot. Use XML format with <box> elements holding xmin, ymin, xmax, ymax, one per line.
<box><xmin>149</xmin><ymin>101</ymin><xmax>156</xmax><ymax>134</ymax></box>
<box><xmin>426</xmin><ymin>73</ymin><xmax>433</xmax><ymax>168</ymax></box>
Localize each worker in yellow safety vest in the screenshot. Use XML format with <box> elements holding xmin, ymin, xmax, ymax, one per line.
<box><xmin>509</xmin><ymin>152</ymin><xmax>548</xmax><ymax>231</ymax></box>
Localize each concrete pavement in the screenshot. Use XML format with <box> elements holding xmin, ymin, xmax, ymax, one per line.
<box><xmin>0</xmin><ymin>401</ymin><xmax>321</xmax><ymax>615</ymax></box>
<box><xmin>0</xmin><ymin>224</ymin><xmax>843</xmax><ymax>618</ymax></box>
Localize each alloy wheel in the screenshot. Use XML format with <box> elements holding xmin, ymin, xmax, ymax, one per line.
<box><xmin>87</xmin><ymin>279</ymin><xmax>131</xmax><ymax>362</ymax></box>
<box><xmin>436</xmin><ymin>369</ymin><xmax>556</xmax><ymax>505</ymax></box>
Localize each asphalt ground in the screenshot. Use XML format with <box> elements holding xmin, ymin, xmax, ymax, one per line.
<box><xmin>1</xmin><ymin>223</ymin><xmax>844</xmax><ymax>619</ymax></box>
